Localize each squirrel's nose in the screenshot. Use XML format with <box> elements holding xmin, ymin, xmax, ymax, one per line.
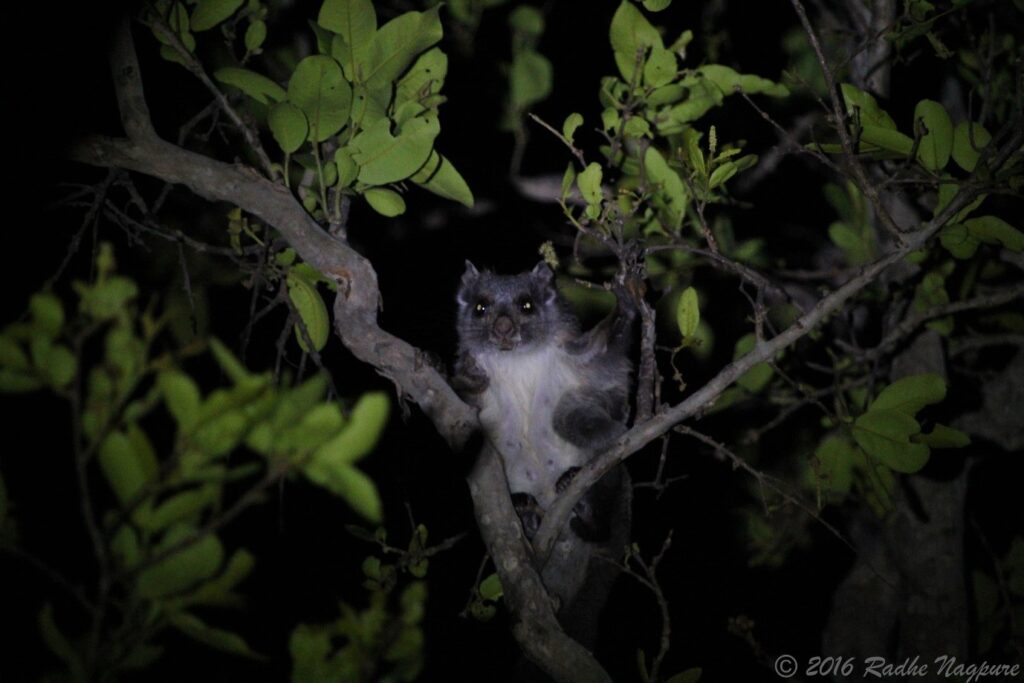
<box><xmin>493</xmin><ymin>316</ymin><xmax>514</xmax><ymax>337</ymax></box>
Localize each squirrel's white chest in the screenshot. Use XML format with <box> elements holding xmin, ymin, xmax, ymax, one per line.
<box><xmin>475</xmin><ymin>347</ymin><xmax>583</xmax><ymax>504</ymax></box>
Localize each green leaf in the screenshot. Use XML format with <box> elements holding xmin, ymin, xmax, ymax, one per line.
<box><xmin>396</xmin><ymin>48</ymin><xmax>447</xmax><ymax>108</ymax></box>
<box><xmin>840</xmin><ymin>83</ymin><xmax>897</xmax><ymax>129</ymax></box>
<box><xmin>869</xmin><ymin>373</ymin><xmax>946</xmax><ymax>414</ymax></box>
<box><xmin>287</xmin><ymin>55</ymin><xmax>352</xmax><ymax>142</ymax></box>
<box><xmin>852</xmin><ymin>410</ymin><xmax>930</xmax><ymax>473</ymax></box>
<box><xmin>308</xmin><ymin>18</ymin><xmax>333</xmax><ymax>55</ymax></box>
<box><xmin>124</xmin><ymin>424</ymin><xmax>159</xmax><ymax>485</ymax></box>
<box><xmin>0</xmin><ymin>369</ymin><xmax>43</xmax><ymax>392</ymax></box>
<box><xmin>682</xmin><ymin>128</ymin><xmax>704</xmax><ymax>176</ymax></box>
<box><xmin>305</xmin><ymin>462</ymin><xmax>382</xmax><ymax>522</ymax></box>
<box><xmin>363</xmin><ymin>187</ymin><xmax>406</xmax><ymax>217</ymax></box>
<box><xmin>208</xmin><ymin>338</ymin><xmax>253</xmax><ymax>384</ymax></box>
<box><xmin>643</xmin><ymin>46</ymin><xmax>677</xmax><ymax>88</ymax></box>
<box><xmin>29</xmin><ymin>336</ymin><xmax>52</xmax><ymax>381</ymax></box>
<box><xmin>0</xmin><ymin>335</ymin><xmax>30</xmax><ymax>371</ymax></box>
<box><xmin>38</xmin><ymin>604</ymin><xmax>85</xmax><ymax>680</ymax></box>
<box><xmin>699</xmin><ymin>64</ymin><xmax>789</xmax><ymax>97</ymax></box>
<box><xmin>508</xmin><ymin>49</ymin><xmax>552</xmax><ymax>110</ymax></box>
<box><xmin>647</xmin><ymin>83</ymin><xmax>685</xmax><ymax>106</ymax></box>
<box><xmin>562</xmin><ymin>112</ymin><xmax>583</xmax><ymax>143</ymax></box>
<box><xmin>913</xmin><ymin>423</ymin><xmax>970</xmax><ymax>448</ymax></box>
<box><xmin>310</xmin><ymin>392</ymin><xmax>390</xmax><ymax>467</ymax></box>
<box><xmin>644</xmin><ymin>147</ymin><xmax>687</xmax><ymax>231</ymax></box>
<box><xmin>244</xmin><ymin>20</ymin><xmax>266</xmax><ymax>52</ymax></box>
<box><xmin>601</xmin><ymin>107</ymin><xmax>620</xmax><ymax>132</ymax></box>
<box><xmin>610</xmin><ymin>0</ymin><xmax>663</xmax><ymax>81</ymax></box>
<box><xmin>290</xmin><ymin>624</ymin><xmax>345</xmax><ymax>681</ymax></box>
<box><xmin>287</xmin><ymin>271</ymin><xmax>330</xmax><ymax>353</ymax></box>
<box><xmin>934</xmin><ymin>176</ymin><xmax>987</xmax><ymax>223</ymax></box>
<box><xmin>136</xmin><ymin>526</ymin><xmax>224</xmax><ymax>598</ymax></box>
<box><xmin>44</xmin><ymin>345</ymin><xmax>76</xmax><ymax>388</ymax></box>
<box><xmin>193</xmin><ymin>410</ymin><xmax>249</xmax><ymax>457</ymax></box>
<box><xmin>366</xmin><ymin>7</ymin><xmax>443</xmax><ymax>88</ymax></box>
<box><xmin>275</xmin><ymin>403</ymin><xmax>345</xmax><ymax>453</ymax></box>
<box><xmin>158</xmin><ymin>2</ymin><xmax>196</xmax><ymax>62</ymax></box>
<box><xmin>734</xmin><ymin>333</ymin><xmax>773</xmax><ymax>393</ymax></box>
<box><xmin>509</xmin><ymin>5</ymin><xmax>544</xmax><ymax>35</ymax></box>
<box><xmin>643</xmin><ymin>0</ymin><xmax>672</xmax><ymax>11</ymax></box>
<box><xmin>213</xmin><ymin>67</ymin><xmax>286</xmax><ymax>104</ymax></box>
<box><xmin>160</xmin><ymin>371</ymin><xmax>202</xmax><ymax>431</ymax></box>
<box><xmin>98</xmin><ymin>431</ymin><xmax>153</xmax><ymax>506</ymax></box>
<box><xmin>335</xmin><ymin>147</ymin><xmax>358</xmax><ymax>187</ymax></box>
<box><xmin>104</xmin><ymin>322</ymin><xmax>144</xmax><ymax>385</ymax></box>
<box><xmin>951</xmin><ymin>121</ymin><xmax>991</xmax><ymax>172</ymax></box>
<box><xmin>624</xmin><ymin>116</ymin><xmax>651</xmax><ymax>139</ymax></box>
<box><xmin>410</xmin><ymin>151</ymin><xmax>474</xmax><ymax>207</ymax></box>
<box><xmin>829</xmin><ymin>222</ymin><xmax>872</xmax><ymax>265</ymax></box>
<box><xmin>78</xmin><ymin>276</ymin><xmax>138</xmax><ymax>320</ymax></box>
<box><xmin>860</xmin><ymin>125</ymin><xmax>914</xmax><ymax>156</ymax></box>
<box><xmin>351</xmin><ymin>84</ymin><xmax>390</xmax><ymax>129</ymax></box>
<box><xmin>267</xmin><ymin>373</ymin><xmax>329</xmax><ymax>435</ymax></box>
<box><xmin>561</xmin><ymin>162</ymin><xmax>577</xmax><ymax>201</ymax></box>
<box><xmin>479</xmin><ymin>573</ymin><xmax>503</xmax><ymax>601</ymax></box>
<box><xmin>318</xmin><ymin>0</ymin><xmax>377</xmax><ymax>82</ymax></box>
<box><xmin>939</xmin><ymin>223</ymin><xmax>980</xmax><ymax>259</ymax></box>
<box><xmin>111</xmin><ymin>525</ymin><xmax>140</xmax><ymax>570</ymax></box>
<box><xmin>708</xmin><ymin>161</ymin><xmax>738</xmax><ymax>189</ymax></box>
<box><xmin>914</xmin><ymin>99</ymin><xmax>953</xmax><ymax>171</ymax></box>
<box><xmin>319</xmin><ymin>159</ymin><xmax>336</xmax><ymax>189</ymax></box>
<box><xmin>190</xmin><ymin>0</ymin><xmax>244</xmax><ymax>31</ymax></box>
<box><xmin>965</xmin><ymin>215</ymin><xmax>1024</xmax><ymax>252</ymax></box>
<box><xmin>268</xmin><ymin>102</ymin><xmax>308</xmax><ymax>153</ymax></box>
<box><xmin>166</xmin><ymin>547</ymin><xmax>256</xmax><ymax>610</ymax></box>
<box><xmin>144</xmin><ymin>486</ymin><xmax>218</xmax><ymax>532</ymax></box>
<box><xmin>400</xmin><ymin>580</ymin><xmax>427</xmax><ymax>620</ymax></box>
<box><xmin>811</xmin><ymin>435</ymin><xmax>856</xmax><ymax>496</ymax></box>
<box><xmin>665</xmin><ymin>94</ymin><xmax>716</xmax><ymax>127</ymax></box>
<box><xmin>854</xmin><ymin>448</ymin><xmax>896</xmax><ymax>516</ymax></box>
<box><xmin>675</xmin><ymin>287</ymin><xmax>699</xmax><ymax>339</ymax></box>
<box><xmin>351</xmin><ymin>115</ymin><xmax>440</xmax><ymax>185</ymax></box>
<box><xmin>169</xmin><ymin>612</ymin><xmax>264</xmax><ymax>659</ymax></box>
<box><xmin>577</xmin><ymin>162</ymin><xmax>603</xmax><ymax>209</ymax></box>
<box><xmin>30</xmin><ymin>293</ymin><xmax>64</xmax><ymax>338</ymax></box>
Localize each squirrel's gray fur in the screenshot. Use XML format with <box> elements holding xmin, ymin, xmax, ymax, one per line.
<box><xmin>454</xmin><ymin>260</ymin><xmax>633</xmax><ymax>647</ymax></box>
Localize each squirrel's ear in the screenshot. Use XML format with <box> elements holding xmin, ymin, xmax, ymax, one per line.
<box><xmin>531</xmin><ymin>261</ymin><xmax>554</xmax><ymax>282</ymax></box>
<box><xmin>531</xmin><ymin>261</ymin><xmax>557</xmax><ymax>303</ymax></box>
<box><xmin>461</xmin><ymin>260</ymin><xmax>480</xmax><ymax>284</ymax></box>
<box><xmin>458</xmin><ymin>261</ymin><xmax>480</xmax><ymax>305</ymax></box>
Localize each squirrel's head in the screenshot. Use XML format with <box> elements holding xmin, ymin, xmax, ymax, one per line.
<box><xmin>456</xmin><ymin>261</ymin><xmax>574</xmax><ymax>353</ymax></box>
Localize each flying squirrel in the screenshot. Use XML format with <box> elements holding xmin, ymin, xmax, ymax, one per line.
<box><xmin>453</xmin><ymin>260</ymin><xmax>634</xmax><ymax>647</ymax></box>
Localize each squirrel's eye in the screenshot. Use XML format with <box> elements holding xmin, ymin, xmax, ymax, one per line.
<box><xmin>520</xmin><ymin>298</ymin><xmax>534</xmax><ymax>314</ymax></box>
<box><xmin>473</xmin><ymin>302</ymin><xmax>488</xmax><ymax>317</ymax></box>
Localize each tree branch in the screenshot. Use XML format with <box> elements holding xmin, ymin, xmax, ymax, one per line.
<box><xmin>847</xmin><ymin>282</ymin><xmax>1024</xmax><ymax>363</ymax></box>
<box><xmin>68</xmin><ymin>17</ymin><xmax>600</xmax><ymax>683</ymax></box>
<box><xmin>470</xmin><ymin>447</ymin><xmax>612</xmax><ymax>683</ymax></box>
<box><xmin>789</xmin><ymin>0</ymin><xmax>906</xmax><ymax>243</ymax></box>
<box><xmin>533</xmin><ymin>170</ymin><xmax>994</xmax><ymax>561</ymax></box>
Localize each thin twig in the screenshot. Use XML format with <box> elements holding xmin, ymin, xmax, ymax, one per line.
<box><xmin>789</xmin><ymin>0</ymin><xmax>906</xmax><ymax>242</ymax></box>
<box><xmin>844</xmin><ymin>282</ymin><xmax>1024</xmax><ymax>363</ymax></box>
<box><xmin>147</xmin><ymin>15</ymin><xmax>278</xmax><ymax>181</ymax></box>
